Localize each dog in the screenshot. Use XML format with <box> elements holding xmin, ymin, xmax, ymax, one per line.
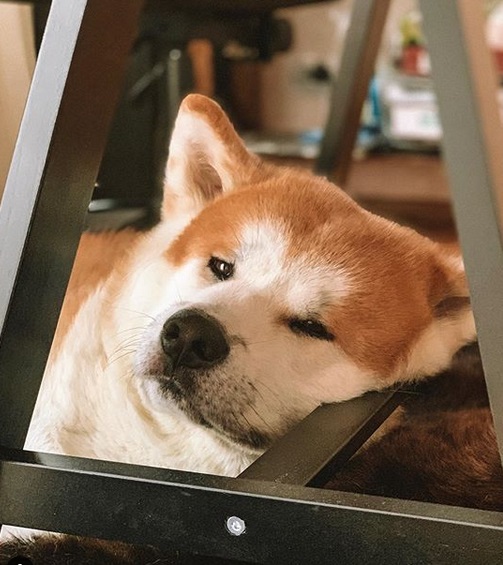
<box><xmin>1</xmin><ymin>94</ymin><xmax>487</xmax><ymax>562</ymax></box>
<box><xmin>24</xmin><ymin>94</ymin><xmax>475</xmax><ymax>472</ymax></box>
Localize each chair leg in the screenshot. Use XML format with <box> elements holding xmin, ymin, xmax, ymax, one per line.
<box><xmin>315</xmin><ymin>0</ymin><xmax>390</xmax><ymax>186</ymax></box>
<box><xmin>420</xmin><ymin>0</ymin><xmax>503</xmax><ymax>467</ymax></box>
<box><xmin>0</xmin><ymin>0</ymin><xmax>145</xmax><ymax>450</ymax></box>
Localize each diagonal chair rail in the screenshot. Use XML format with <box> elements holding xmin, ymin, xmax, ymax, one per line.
<box><xmin>0</xmin><ymin>0</ymin><xmax>146</xmax><ymax>449</ymax></box>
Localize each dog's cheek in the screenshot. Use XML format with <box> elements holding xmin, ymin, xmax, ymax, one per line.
<box><xmin>225</xmin><ymin>341</ymin><xmax>317</xmax><ymax>430</ymax></box>
<box><xmin>314</xmin><ymin>362</ymin><xmax>379</xmax><ymax>403</ymax></box>
<box><xmin>249</xmin><ymin>337</ymin><xmax>376</xmax><ymax>407</ymax></box>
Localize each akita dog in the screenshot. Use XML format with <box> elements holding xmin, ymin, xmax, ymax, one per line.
<box><xmin>6</xmin><ymin>93</ymin><xmax>500</xmax><ymax>564</ymax></box>
<box><xmin>23</xmin><ymin>94</ymin><xmax>476</xmax><ymax>477</ymax></box>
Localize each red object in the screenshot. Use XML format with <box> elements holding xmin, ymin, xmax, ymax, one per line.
<box><xmin>493</xmin><ymin>49</ymin><xmax>503</xmax><ymax>76</ymax></box>
<box><xmin>400</xmin><ymin>45</ymin><xmax>426</xmax><ymax>76</ymax></box>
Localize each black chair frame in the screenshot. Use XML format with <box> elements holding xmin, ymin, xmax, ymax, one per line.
<box><xmin>1</xmin><ymin>1</ymin><xmax>503</xmax><ymax>563</ymax></box>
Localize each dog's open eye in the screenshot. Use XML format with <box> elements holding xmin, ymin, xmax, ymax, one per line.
<box><xmin>208</xmin><ymin>256</ymin><xmax>234</xmax><ymax>281</ymax></box>
<box><xmin>288</xmin><ymin>318</ymin><xmax>334</xmax><ymax>341</ymax></box>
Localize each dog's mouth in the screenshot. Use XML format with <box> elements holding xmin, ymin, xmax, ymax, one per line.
<box><xmin>147</xmin><ymin>367</ymin><xmax>274</xmax><ymax>451</ymax></box>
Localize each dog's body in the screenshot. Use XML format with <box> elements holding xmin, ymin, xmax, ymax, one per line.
<box><xmin>2</xmin><ymin>94</ymin><xmax>496</xmax><ymax>562</ymax></box>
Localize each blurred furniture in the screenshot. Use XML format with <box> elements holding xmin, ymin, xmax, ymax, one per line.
<box><xmin>1</xmin><ymin>1</ymin><xmax>503</xmax><ymax>563</ymax></box>
<box><xmin>30</xmin><ymin>0</ymin><xmax>330</xmax><ymax>225</ymax></box>
<box><xmin>0</xmin><ymin>3</ymin><xmax>35</xmax><ymax>199</ymax></box>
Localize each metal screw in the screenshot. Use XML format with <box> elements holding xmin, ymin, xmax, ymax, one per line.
<box><xmin>226</xmin><ymin>515</ymin><xmax>246</xmax><ymax>536</ymax></box>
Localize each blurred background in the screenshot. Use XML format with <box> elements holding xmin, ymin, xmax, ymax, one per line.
<box><xmin>1</xmin><ymin>0</ymin><xmax>503</xmax><ymax>239</ymax></box>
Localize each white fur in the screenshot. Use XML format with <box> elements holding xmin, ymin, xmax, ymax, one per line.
<box><xmin>25</xmin><ymin>218</ymin><xmax>360</xmax><ymax>475</ymax></box>
<box><xmin>403</xmin><ymin>308</ymin><xmax>476</xmax><ymax>381</ymax></box>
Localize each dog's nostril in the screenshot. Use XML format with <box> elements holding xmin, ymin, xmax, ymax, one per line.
<box><xmin>160</xmin><ymin>309</ymin><xmax>230</xmax><ymax>371</ymax></box>
<box><xmin>163</xmin><ymin>322</ymin><xmax>180</xmax><ymax>340</ymax></box>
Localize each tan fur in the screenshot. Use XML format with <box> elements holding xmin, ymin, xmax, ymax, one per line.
<box><xmin>51</xmin><ymin>229</ymin><xmax>140</xmax><ymax>352</ymax></box>
<box><xmin>165</xmin><ymin>169</ymin><xmax>470</xmax><ymax>379</ymax></box>
<box><xmin>2</xmin><ymin>93</ymin><xmax>490</xmax><ymax>560</ymax></box>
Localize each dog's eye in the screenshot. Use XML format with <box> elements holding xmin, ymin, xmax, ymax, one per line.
<box><xmin>288</xmin><ymin>318</ymin><xmax>334</xmax><ymax>341</ymax></box>
<box><xmin>208</xmin><ymin>256</ymin><xmax>234</xmax><ymax>281</ymax></box>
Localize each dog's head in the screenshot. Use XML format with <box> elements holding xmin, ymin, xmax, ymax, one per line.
<box><xmin>123</xmin><ymin>95</ymin><xmax>474</xmax><ymax>452</ymax></box>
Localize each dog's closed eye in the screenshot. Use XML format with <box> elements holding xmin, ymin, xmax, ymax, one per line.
<box><xmin>208</xmin><ymin>256</ymin><xmax>234</xmax><ymax>281</ymax></box>
<box><xmin>288</xmin><ymin>318</ymin><xmax>335</xmax><ymax>341</ymax></box>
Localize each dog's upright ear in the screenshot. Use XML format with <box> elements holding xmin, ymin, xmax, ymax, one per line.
<box><xmin>162</xmin><ymin>94</ymin><xmax>273</xmax><ymax>218</ymax></box>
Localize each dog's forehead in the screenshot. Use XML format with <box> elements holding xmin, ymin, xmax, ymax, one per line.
<box><xmin>235</xmin><ymin>219</ymin><xmax>350</xmax><ymax>306</ymax></box>
<box><xmin>166</xmin><ymin>175</ymin><xmax>353</xmax><ymax>264</ymax></box>
<box><xmin>166</xmin><ymin>173</ymin><xmax>424</xmax><ymax>292</ymax></box>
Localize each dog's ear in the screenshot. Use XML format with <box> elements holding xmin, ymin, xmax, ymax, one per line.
<box><xmin>162</xmin><ymin>94</ymin><xmax>273</xmax><ymax>217</ymax></box>
<box><xmin>405</xmin><ymin>251</ymin><xmax>475</xmax><ymax>379</ymax></box>
<box><xmin>430</xmin><ymin>254</ymin><xmax>472</xmax><ymax>319</ymax></box>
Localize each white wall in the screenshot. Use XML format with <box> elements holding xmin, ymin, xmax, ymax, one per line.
<box><xmin>0</xmin><ymin>2</ymin><xmax>35</xmax><ymax>201</ymax></box>
<box><xmin>260</xmin><ymin>0</ymin><xmax>417</xmax><ymax>133</ymax></box>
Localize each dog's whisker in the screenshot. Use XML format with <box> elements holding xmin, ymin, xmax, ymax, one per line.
<box><xmin>109</xmin><ymin>340</ymin><xmax>143</xmax><ymax>354</ymax></box>
<box><xmin>108</xmin><ymin>305</ymin><xmax>155</xmax><ymax>321</ymax></box>
<box><xmin>230</xmin><ymin>409</ymin><xmax>252</xmax><ymax>435</ymax></box>
<box><xmin>112</xmin><ymin>339</ymin><xmax>141</xmax><ymax>353</ymax></box>
<box><xmin>247</xmin><ymin>402</ymin><xmax>269</xmax><ymax>430</ymax></box>
<box><xmin>249</xmin><ymin>379</ymin><xmax>281</xmax><ymax>404</ymax></box>
<box><xmin>245</xmin><ymin>339</ymin><xmax>281</xmax><ymax>346</ymax></box>
<box><xmin>110</xmin><ymin>338</ymin><xmax>143</xmax><ymax>353</ymax></box>
<box><xmin>108</xmin><ymin>345</ymin><xmax>142</xmax><ymax>364</ymax></box>
<box><xmin>109</xmin><ymin>338</ymin><xmax>143</xmax><ymax>354</ymax></box>
<box><xmin>113</xmin><ymin>334</ymin><xmax>143</xmax><ymax>345</ymax></box>
<box><xmin>108</xmin><ymin>344</ymin><xmax>139</xmax><ymax>358</ymax></box>
<box><xmin>114</xmin><ymin>326</ymin><xmax>150</xmax><ymax>336</ymax></box>
<box><xmin>106</xmin><ymin>349</ymin><xmax>137</xmax><ymax>368</ymax></box>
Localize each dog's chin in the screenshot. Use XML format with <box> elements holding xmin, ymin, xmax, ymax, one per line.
<box><xmin>139</xmin><ymin>374</ymin><xmax>272</xmax><ymax>453</ymax></box>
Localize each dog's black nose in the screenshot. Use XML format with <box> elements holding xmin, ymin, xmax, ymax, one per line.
<box><xmin>160</xmin><ymin>309</ymin><xmax>230</xmax><ymax>371</ymax></box>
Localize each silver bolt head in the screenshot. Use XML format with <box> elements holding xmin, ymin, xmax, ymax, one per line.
<box><xmin>226</xmin><ymin>515</ymin><xmax>246</xmax><ymax>536</ymax></box>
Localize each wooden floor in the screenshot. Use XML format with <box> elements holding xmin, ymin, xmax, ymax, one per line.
<box><xmin>346</xmin><ymin>153</ymin><xmax>457</xmax><ymax>245</ymax></box>
<box><xmin>347</xmin><ymin>153</ymin><xmax>451</xmax><ymax>203</ymax></box>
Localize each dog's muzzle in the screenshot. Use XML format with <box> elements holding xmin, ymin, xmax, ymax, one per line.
<box><xmin>160</xmin><ymin>308</ymin><xmax>230</xmax><ymax>374</ymax></box>
<box><xmin>143</xmin><ymin>307</ymin><xmax>272</xmax><ymax>450</ymax></box>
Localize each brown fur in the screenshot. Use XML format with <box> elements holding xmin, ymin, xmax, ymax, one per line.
<box><xmin>3</xmin><ymin>94</ymin><xmax>496</xmax><ymax>561</ymax></box>
<box><xmin>0</xmin><ymin>535</ymin><xmax>164</xmax><ymax>565</ymax></box>
<box><xmin>3</xmin><ymin>348</ymin><xmax>500</xmax><ymax>563</ymax></box>
<box><xmin>0</xmin><ymin>534</ymin><xmax>237</xmax><ymax>564</ymax></box>
<box><xmin>165</xmin><ymin>173</ymin><xmax>467</xmax><ymax>377</ymax></box>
